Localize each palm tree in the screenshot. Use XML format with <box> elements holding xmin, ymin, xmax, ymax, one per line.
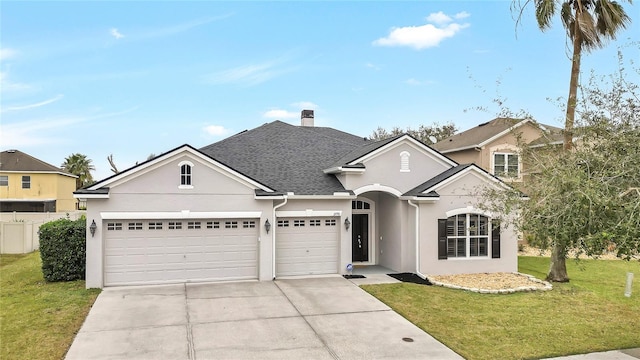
<box><xmin>61</xmin><ymin>153</ymin><xmax>95</xmax><ymax>189</ymax></box>
<box><xmin>514</xmin><ymin>0</ymin><xmax>631</xmax><ymax>282</ymax></box>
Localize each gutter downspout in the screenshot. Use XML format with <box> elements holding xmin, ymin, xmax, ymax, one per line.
<box><xmin>272</xmin><ymin>196</ymin><xmax>288</xmax><ymax>279</ymax></box>
<box><xmin>408</xmin><ymin>200</ymin><xmax>427</xmax><ymax>279</ymax></box>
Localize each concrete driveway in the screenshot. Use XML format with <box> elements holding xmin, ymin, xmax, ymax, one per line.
<box><xmin>66</xmin><ymin>276</ymin><xmax>462</xmax><ymax>359</ymax></box>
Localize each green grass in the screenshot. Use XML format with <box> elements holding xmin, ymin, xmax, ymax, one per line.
<box><xmin>0</xmin><ymin>252</ymin><xmax>100</xmax><ymax>360</ymax></box>
<box><xmin>363</xmin><ymin>257</ymin><xmax>640</xmax><ymax>360</ymax></box>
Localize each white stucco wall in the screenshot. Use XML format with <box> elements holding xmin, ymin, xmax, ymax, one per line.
<box><xmin>83</xmin><ymin>153</ymin><xmax>276</xmax><ymax>288</ymax></box>
<box><xmin>342</xmin><ymin>141</ymin><xmax>452</xmax><ymax>195</ymax></box>
<box><xmin>417</xmin><ymin>172</ymin><xmax>518</xmax><ymax>275</ymax></box>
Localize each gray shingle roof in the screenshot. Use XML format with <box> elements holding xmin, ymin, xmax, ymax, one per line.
<box><xmin>403</xmin><ymin>164</ymin><xmax>473</xmax><ymax>197</ymax></box>
<box><xmin>0</xmin><ymin>150</ymin><xmax>74</xmax><ymax>176</ymax></box>
<box><xmin>200</xmin><ymin>121</ymin><xmax>370</xmax><ymax>195</ymax></box>
<box><xmin>328</xmin><ymin>135</ymin><xmax>403</xmax><ymax>168</ymax></box>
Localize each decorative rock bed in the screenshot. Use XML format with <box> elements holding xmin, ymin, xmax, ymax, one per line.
<box><xmin>427</xmin><ymin>272</ymin><xmax>552</xmax><ymax>294</ymax></box>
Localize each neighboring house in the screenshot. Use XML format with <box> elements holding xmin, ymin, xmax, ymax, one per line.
<box><xmin>0</xmin><ymin>150</ymin><xmax>78</xmax><ymax>212</ymax></box>
<box><xmin>432</xmin><ymin>118</ymin><xmax>562</xmax><ymax>184</ymax></box>
<box><xmin>75</xmin><ymin>111</ymin><xmax>520</xmax><ymax>289</ymax></box>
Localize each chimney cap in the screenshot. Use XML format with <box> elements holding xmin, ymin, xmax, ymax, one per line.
<box><xmin>301</xmin><ymin>109</ymin><xmax>314</xmax><ymax>118</ymax></box>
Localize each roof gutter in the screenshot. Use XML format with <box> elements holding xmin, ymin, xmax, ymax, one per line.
<box><xmin>407</xmin><ymin>200</ymin><xmax>427</xmax><ymax>280</ymax></box>
<box><xmin>272</xmin><ymin>195</ymin><xmax>288</xmax><ymax>279</ymax></box>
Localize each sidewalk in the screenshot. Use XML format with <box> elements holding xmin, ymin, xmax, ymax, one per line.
<box><xmin>542</xmin><ymin>348</ymin><xmax>640</xmax><ymax>359</ymax></box>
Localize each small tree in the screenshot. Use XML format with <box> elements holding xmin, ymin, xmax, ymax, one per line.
<box><xmin>479</xmin><ymin>57</ymin><xmax>640</xmax><ymax>281</ymax></box>
<box><xmin>370</xmin><ymin>122</ymin><xmax>458</xmax><ymax>145</ymax></box>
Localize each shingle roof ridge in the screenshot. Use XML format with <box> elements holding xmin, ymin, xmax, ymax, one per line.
<box><xmin>300</xmin><ymin>125</ymin><xmax>369</xmax><ymax>146</ymax></box>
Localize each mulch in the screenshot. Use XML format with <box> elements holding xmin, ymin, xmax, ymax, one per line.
<box><xmin>387</xmin><ymin>273</ymin><xmax>432</xmax><ymax>285</ymax></box>
<box><xmin>343</xmin><ymin>274</ymin><xmax>366</xmax><ymax>279</ymax></box>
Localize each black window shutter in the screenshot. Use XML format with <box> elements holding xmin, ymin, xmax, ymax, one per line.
<box><xmin>492</xmin><ymin>221</ymin><xmax>501</xmax><ymax>258</ymax></box>
<box><xmin>438</xmin><ymin>219</ymin><xmax>448</xmax><ymax>260</ymax></box>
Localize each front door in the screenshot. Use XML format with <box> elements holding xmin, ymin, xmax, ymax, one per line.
<box><xmin>352</xmin><ymin>214</ymin><xmax>369</xmax><ymax>262</ymax></box>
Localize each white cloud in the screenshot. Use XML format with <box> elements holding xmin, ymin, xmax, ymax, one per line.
<box><xmin>2</xmin><ymin>94</ymin><xmax>64</xmax><ymax>113</ymax></box>
<box><xmin>205</xmin><ymin>58</ymin><xmax>297</xmax><ymax>87</ymax></box>
<box><xmin>0</xmin><ymin>48</ymin><xmax>18</xmax><ymax>60</ymax></box>
<box><xmin>138</xmin><ymin>14</ymin><xmax>233</xmax><ymax>40</ymax></box>
<box><xmin>404</xmin><ymin>78</ymin><xmax>422</xmax><ymax>86</ymax></box>
<box><xmin>110</xmin><ymin>28</ymin><xmax>125</xmax><ymax>39</ymax></box>
<box><xmin>0</xmin><ymin>71</ymin><xmax>32</xmax><ymax>93</ymax></box>
<box><xmin>263</xmin><ymin>109</ymin><xmax>298</xmax><ymax>119</ymax></box>
<box><xmin>373</xmin><ymin>12</ymin><xmax>470</xmax><ymax>50</ymax></box>
<box><xmin>365</xmin><ymin>62</ymin><xmax>381</xmax><ymax>70</ymax></box>
<box><xmin>291</xmin><ymin>101</ymin><xmax>318</xmax><ymax>110</ymax></box>
<box><xmin>202</xmin><ymin>125</ymin><xmax>230</xmax><ymax>136</ymax></box>
<box><xmin>426</xmin><ymin>11</ymin><xmax>452</xmax><ymax>25</ymax></box>
<box><xmin>0</xmin><ymin>107</ymin><xmax>139</xmax><ymax>148</ymax></box>
<box><xmin>455</xmin><ymin>11</ymin><xmax>471</xmax><ymax>20</ymax></box>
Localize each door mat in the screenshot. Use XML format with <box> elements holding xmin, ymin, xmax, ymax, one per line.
<box><xmin>387</xmin><ymin>273</ymin><xmax>432</xmax><ymax>285</ymax></box>
<box><xmin>343</xmin><ymin>274</ymin><xmax>366</xmax><ymax>279</ymax></box>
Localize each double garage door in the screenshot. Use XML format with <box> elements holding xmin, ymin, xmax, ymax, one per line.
<box><xmin>276</xmin><ymin>217</ymin><xmax>340</xmax><ymax>276</ymax></box>
<box><xmin>103</xmin><ymin>219</ymin><xmax>258</xmax><ymax>286</ymax></box>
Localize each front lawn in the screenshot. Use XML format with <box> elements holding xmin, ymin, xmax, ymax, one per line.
<box><xmin>363</xmin><ymin>257</ymin><xmax>640</xmax><ymax>360</ymax></box>
<box><xmin>0</xmin><ymin>252</ymin><xmax>100</xmax><ymax>360</ymax></box>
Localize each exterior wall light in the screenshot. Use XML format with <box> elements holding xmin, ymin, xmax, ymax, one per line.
<box><xmin>90</xmin><ymin>220</ymin><xmax>97</xmax><ymax>237</ymax></box>
<box><xmin>265</xmin><ymin>219</ymin><xmax>271</xmax><ymax>234</ymax></box>
<box><xmin>344</xmin><ymin>217</ymin><xmax>350</xmax><ymax>230</ymax></box>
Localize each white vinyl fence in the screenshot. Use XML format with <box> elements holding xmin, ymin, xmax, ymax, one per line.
<box><xmin>0</xmin><ymin>211</ymin><xmax>85</xmax><ymax>254</ymax></box>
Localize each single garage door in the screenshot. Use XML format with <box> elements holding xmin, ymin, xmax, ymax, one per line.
<box><xmin>104</xmin><ymin>219</ymin><xmax>258</xmax><ymax>286</ymax></box>
<box><xmin>276</xmin><ymin>217</ymin><xmax>339</xmax><ymax>276</ymax></box>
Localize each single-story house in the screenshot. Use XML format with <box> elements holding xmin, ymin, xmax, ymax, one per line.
<box><xmin>76</xmin><ymin>111</ymin><xmax>519</xmax><ymax>288</ymax></box>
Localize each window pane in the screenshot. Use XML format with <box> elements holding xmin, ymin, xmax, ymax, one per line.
<box><xmin>507</xmin><ymin>154</ymin><xmax>519</xmax><ymax>177</ymax></box>
<box><xmin>470</xmin><ymin>237</ymin><xmax>478</xmax><ymax>256</ymax></box>
<box><xmin>456</xmin><ymin>238</ymin><xmax>466</xmax><ymax>257</ymax></box>
<box><xmin>479</xmin><ymin>216</ymin><xmax>488</xmax><ymax>235</ymax></box>
<box><xmin>22</xmin><ymin>176</ymin><xmax>30</xmax><ymax>189</ymax></box>
<box><xmin>457</xmin><ymin>216</ymin><xmax>466</xmax><ymax>237</ymax></box>
<box><xmin>446</xmin><ymin>218</ymin><xmax>455</xmax><ymax>236</ymax></box>
<box><xmin>447</xmin><ymin>238</ymin><xmax>456</xmax><ymax>256</ymax></box>
<box><xmin>479</xmin><ymin>238</ymin><xmax>488</xmax><ymax>256</ymax></box>
<box><xmin>469</xmin><ymin>215</ymin><xmax>478</xmax><ymax>236</ymax></box>
<box><xmin>0</xmin><ymin>176</ymin><xmax>7</xmax><ymax>186</ymax></box>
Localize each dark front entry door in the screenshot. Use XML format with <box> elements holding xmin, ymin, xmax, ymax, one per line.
<box><xmin>352</xmin><ymin>214</ymin><xmax>369</xmax><ymax>262</ymax></box>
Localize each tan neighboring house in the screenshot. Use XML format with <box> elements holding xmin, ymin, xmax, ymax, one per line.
<box><xmin>433</xmin><ymin>118</ymin><xmax>562</xmax><ymax>185</ymax></box>
<box><xmin>0</xmin><ymin>150</ymin><xmax>78</xmax><ymax>212</ymax></box>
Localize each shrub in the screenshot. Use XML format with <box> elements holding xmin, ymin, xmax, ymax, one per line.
<box><xmin>39</xmin><ymin>217</ymin><xmax>86</xmax><ymax>281</ymax></box>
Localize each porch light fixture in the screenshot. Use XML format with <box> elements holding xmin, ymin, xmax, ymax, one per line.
<box><xmin>344</xmin><ymin>217</ymin><xmax>351</xmax><ymax>230</ymax></box>
<box><xmin>89</xmin><ymin>220</ymin><xmax>97</xmax><ymax>237</ymax></box>
<box><xmin>265</xmin><ymin>219</ymin><xmax>271</xmax><ymax>234</ymax></box>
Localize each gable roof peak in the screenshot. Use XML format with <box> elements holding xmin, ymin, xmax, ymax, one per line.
<box><xmin>0</xmin><ymin>149</ymin><xmax>74</xmax><ymax>176</ymax></box>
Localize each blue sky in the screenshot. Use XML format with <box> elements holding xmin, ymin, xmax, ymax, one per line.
<box><xmin>1</xmin><ymin>1</ymin><xmax>637</xmax><ymax>180</ymax></box>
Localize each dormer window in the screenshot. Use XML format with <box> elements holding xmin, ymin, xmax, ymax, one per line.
<box><xmin>178</xmin><ymin>161</ymin><xmax>194</xmax><ymax>189</ymax></box>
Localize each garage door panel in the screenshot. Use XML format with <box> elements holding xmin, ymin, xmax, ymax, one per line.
<box><xmin>104</xmin><ymin>218</ymin><xmax>258</xmax><ymax>286</ymax></box>
<box><xmin>276</xmin><ymin>217</ymin><xmax>339</xmax><ymax>277</ymax></box>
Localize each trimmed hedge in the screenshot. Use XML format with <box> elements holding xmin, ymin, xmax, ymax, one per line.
<box><xmin>39</xmin><ymin>217</ymin><xmax>86</xmax><ymax>281</ymax></box>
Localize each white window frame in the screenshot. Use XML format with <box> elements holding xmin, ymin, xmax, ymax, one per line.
<box><xmin>22</xmin><ymin>176</ymin><xmax>31</xmax><ymax>189</ymax></box>
<box><xmin>446</xmin><ymin>213</ymin><xmax>491</xmax><ymax>259</ymax></box>
<box><xmin>0</xmin><ymin>176</ymin><xmax>8</xmax><ymax>186</ymax></box>
<box><xmin>490</xmin><ymin>144</ymin><xmax>522</xmax><ymax>181</ymax></box>
<box><xmin>178</xmin><ymin>161</ymin><xmax>194</xmax><ymax>189</ymax></box>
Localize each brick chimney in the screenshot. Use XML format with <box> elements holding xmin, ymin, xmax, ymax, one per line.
<box><xmin>301</xmin><ymin>110</ymin><xmax>314</xmax><ymax>127</ymax></box>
